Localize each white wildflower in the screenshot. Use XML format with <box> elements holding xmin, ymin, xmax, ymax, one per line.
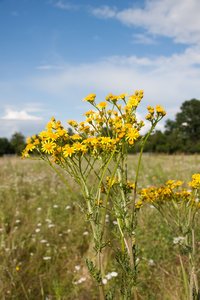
<box><xmin>148</xmin><ymin>259</ymin><xmax>155</xmax><ymax>266</ymax></box>
<box><xmin>65</xmin><ymin>205</ymin><xmax>71</xmax><ymax>210</ymax></box>
<box><xmin>105</xmin><ymin>273</ymin><xmax>112</xmax><ymax>280</ymax></box>
<box><xmin>43</xmin><ymin>256</ymin><xmax>51</xmax><ymax>260</ymax></box>
<box><xmin>40</xmin><ymin>239</ymin><xmax>48</xmax><ymax>244</ymax></box>
<box><xmin>74</xmin><ymin>277</ymin><xmax>86</xmax><ymax>284</ymax></box>
<box><xmin>111</xmin><ymin>271</ymin><xmax>118</xmax><ymax>277</ymax></box>
<box><xmin>74</xmin><ymin>265</ymin><xmax>81</xmax><ymax>271</ymax></box>
<box><xmin>48</xmin><ymin>224</ymin><xmax>55</xmax><ymax>228</ymax></box>
<box><xmin>45</xmin><ymin>219</ymin><xmax>52</xmax><ymax>223</ymax></box>
<box><xmin>173</xmin><ymin>236</ymin><xmax>185</xmax><ymax>245</ymax></box>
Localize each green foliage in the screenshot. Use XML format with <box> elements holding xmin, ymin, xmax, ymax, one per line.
<box><xmin>10</xmin><ymin>132</ymin><xmax>26</xmax><ymax>155</ymax></box>
<box><xmin>86</xmin><ymin>259</ymin><xmax>102</xmax><ymax>284</ymax></box>
<box><xmin>0</xmin><ymin>132</ymin><xmax>26</xmax><ymax>156</ymax></box>
<box><xmin>0</xmin><ymin>137</ymin><xmax>13</xmax><ymax>156</ymax></box>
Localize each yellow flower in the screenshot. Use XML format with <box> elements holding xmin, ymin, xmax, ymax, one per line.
<box><xmin>86</xmin><ymin>117</ymin><xmax>93</xmax><ymax>124</ymax></box>
<box><xmin>83</xmin><ymin>93</ymin><xmax>96</xmax><ymax>103</ymax></box>
<box><xmin>118</xmin><ymin>131</ymin><xmax>125</xmax><ymax>139</ymax></box>
<box><xmin>26</xmin><ymin>137</ymin><xmax>32</xmax><ymax>144</ymax></box>
<box><xmin>145</xmin><ymin>113</ymin><xmax>153</xmax><ymax>121</ymax></box>
<box><xmin>156</xmin><ymin>105</ymin><xmax>166</xmax><ymax>116</ymax></box>
<box><xmin>127</xmin><ymin>181</ymin><xmax>135</xmax><ymax>190</ymax></box>
<box><xmin>118</xmin><ymin>93</ymin><xmax>127</xmax><ymax>100</ymax></box>
<box><xmin>73</xmin><ymin>142</ymin><xmax>87</xmax><ymax>154</ymax></box>
<box><xmin>188</xmin><ymin>174</ymin><xmax>200</xmax><ymax>189</ymax></box>
<box><xmin>71</xmin><ymin>134</ymin><xmax>82</xmax><ymax>141</ymax></box>
<box><xmin>147</xmin><ymin>106</ymin><xmax>154</xmax><ymax>114</ymax></box>
<box><xmin>16</xmin><ymin>266</ymin><xmax>20</xmax><ymax>272</ymax></box>
<box><xmin>45</xmin><ymin>131</ymin><xmax>58</xmax><ymax>141</ymax></box>
<box><xmin>39</xmin><ymin>131</ymin><xmax>49</xmax><ymax>141</ymax></box>
<box><xmin>106</xmin><ymin>176</ymin><xmax>118</xmax><ymax>187</ymax></box>
<box><xmin>25</xmin><ymin>143</ymin><xmax>36</xmax><ymax>152</ymax></box>
<box><xmin>68</xmin><ymin>120</ymin><xmax>78</xmax><ymax>127</ymax></box>
<box><xmin>126</xmin><ymin>128</ymin><xmax>140</xmax><ymax>145</ymax></box>
<box><xmin>97</xmin><ymin>102</ymin><xmax>107</xmax><ymax>109</ymax></box>
<box><xmin>33</xmin><ymin>139</ymin><xmax>40</xmax><ymax>145</ymax></box>
<box><xmin>166</xmin><ymin>180</ymin><xmax>183</xmax><ymax>189</ymax></box>
<box><xmin>84</xmin><ymin>110</ymin><xmax>95</xmax><ymax>117</ymax></box>
<box><xmin>135</xmin><ymin>200</ymin><xmax>143</xmax><ymax>209</ymax></box>
<box><xmin>41</xmin><ymin>141</ymin><xmax>56</xmax><ymax>154</ymax></box>
<box><xmin>100</xmin><ymin>137</ymin><xmax>112</xmax><ymax>144</ymax></box>
<box><xmin>46</xmin><ymin>121</ymin><xmax>54</xmax><ymax>130</ymax></box>
<box><xmin>106</xmin><ymin>93</ymin><xmax>118</xmax><ymax>103</ymax></box>
<box><xmin>57</xmin><ymin>128</ymin><xmax>68</xmax><ymax>137</ymax></box>
<box><xmin>127</xmin><ymin>96</ymin><xmax>139</xmax><ymax>108</ymax></box>
<box><xmin>63</xmin><ymin>146</ymin><xmax>75</xmax><ymax>157</ymax></box>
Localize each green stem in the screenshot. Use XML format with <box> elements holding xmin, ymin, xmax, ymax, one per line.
<box><xmin>45</xmin><ymin>157</ymin><xmax>73</xmax><ymax>193</ymax></box>
<box><xmin>131</xmin><ymin>121</ymin><xmax>158</xmax><ymax>228</ymax></box>
<box><xmin>101</xmin><ymin>153</ymin><xmax>122</xmax><ymax>235</ymax></box>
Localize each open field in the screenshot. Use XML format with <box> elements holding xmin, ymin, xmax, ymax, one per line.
<box><xmin>0</xmin><ymin>154</ymin><xmax>200</xmax><ymax>299</ymax></box>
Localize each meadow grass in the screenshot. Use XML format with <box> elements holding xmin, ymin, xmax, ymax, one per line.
<box><xmin>0</xmin><ymin>154</ymin><xmax>200</xmax><ymax>299</ymax></box>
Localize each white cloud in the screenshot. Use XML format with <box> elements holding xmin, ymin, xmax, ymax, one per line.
<box><xmin>0</xmin><ymin>119</ymin><xmax>45</xmax><ymax>138</ymax></box>
<box><xmin>36</xmin><ymin>64</ymin><xmax>64</xmax><ymax>71</ymax></box>
<box><xmin>30</xmin><ymin>45</ymin><xmax>200</xmax><ymax>123</ymax></box>
<box><xmin>53</xmin><ymin>0</ymin><xmax>79</xmax><ymax>10</ymax></box>
<box><xmin>91</xmin><ymin>0</ymin><xmax>200</xmax><ymax>45</ymax></box>
<box><xmin>91</xmin><ymin>5</ymin><xmax>117</xmax><ymax>18</ymax></box>
<box><xmin>2</xmin><ymin>109</ymin><xmax>42</xmax><ymax>121</ymax></box>
<box><xmin>0</xmin><ymin>108</ymin><xmax>44</xmax><ymax>137</ymax></box>
<box><xmin>133</xmin><ymin>33</ymin><xmax>157</xmax><ymax>45</ymax></box>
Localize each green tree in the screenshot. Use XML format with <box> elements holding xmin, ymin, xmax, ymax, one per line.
<box><xmin>0</xmin><ymin>138</ymin><xmax>13</xmax><ymax>156</ymax></box>
<box><xmin>144</xmin><ymin>130</ymin><xmax>168</xmax><ymax>153</ymax></box>
<box><xmin>165</xmin><ymin>99</ymin><xmax>200</xmax><ymax>153</ymax></box>
<box><xmin>10</xmin><ymin>132</ymin><xmax>26</xmax><ymax>155</ymax></box>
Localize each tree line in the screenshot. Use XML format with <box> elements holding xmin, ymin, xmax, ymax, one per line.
<box><xmin>0</xmin><ymin>99</ymin><xmax>199</xmax><ymax>156</ymax></box>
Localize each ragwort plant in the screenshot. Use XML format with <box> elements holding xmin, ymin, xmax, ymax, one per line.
<box><xmin>22</xmin><ymin>90</ymin><xmax>166</xmax><ymax>299</ymax></box>
<box><xmin>140</xmin><ymin>174</ymin><xmax>200</xmax><ymax>300</ymax></box>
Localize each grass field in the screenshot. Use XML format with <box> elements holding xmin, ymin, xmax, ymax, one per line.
<box><xmin>0</xmin><ymin>154</ymin><xmax>200</xmax><ymax>299</ymax></box>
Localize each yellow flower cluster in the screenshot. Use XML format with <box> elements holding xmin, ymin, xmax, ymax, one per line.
<box><xmin>188</xmin><ymin>173</ymin><xmax>200</xmax><ymax>189</ymax></box>
<box><xmin>22</xmin><ymin>90</ymin><xmax>165</xmax><ymax>163</ymax></box>
<box><xmin>145</xmin><ymin>105</ymin><xmax>166</xmax><ymax>122</ymax></box>
<box><xmin>140</xmin><ymin>176</ymin><xmax>200</xmax><ymax>208</ymax></box>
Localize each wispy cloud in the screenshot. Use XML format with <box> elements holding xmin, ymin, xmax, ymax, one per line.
<box><xmin>91</xmin><ymin>0</ymin><xmax>200</xmax><ymax>45</ymax></box>
<box><xmin>2</xmin><ymin>109</ymin><xmax>42</xmax><ymax>121</ymax></box>
<box><xmin>133</xmin><ymin>33</ymin><xmax>157</xmax><ymax>45</ymax></box>
<box><xmin>53</xmin><ymin>0</ymin><xmax>79</xmax><ymax>11</ymax></box>
<box><xmin>30</xmin><ymin>45</ymin><xmax>200</xmax><ymax>122</ymax></box>
<box><xmin>36</xmin><ymin>64</ymin><xmax>64</xmax><ymax>71</ymax></box>
<box><xmin>91</xmin><ymin>5</ymin><xmax>117</xmax><ymax>18</ymax></box>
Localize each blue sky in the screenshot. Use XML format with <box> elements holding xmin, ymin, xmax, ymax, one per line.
<box><xmin>0</xmin><ymin>0</ymin><xmax>200</xmax><ymax>137</ymax></box>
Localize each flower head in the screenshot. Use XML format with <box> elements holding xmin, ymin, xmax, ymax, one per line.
<box><xmin>41</xmin><ymin>141</ymin><xmax>56</xmax><ymax>154</ymax></box>
<box><xmin>83</xmin><ymin>93</ymin><xmax>96</xmax><ymax>103</ymax></box>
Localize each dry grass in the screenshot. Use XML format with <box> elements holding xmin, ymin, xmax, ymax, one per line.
<box><xmin>0</xmin><ymin>154</ymin><xmax>200</xmax><ymax>299</ymax></box>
